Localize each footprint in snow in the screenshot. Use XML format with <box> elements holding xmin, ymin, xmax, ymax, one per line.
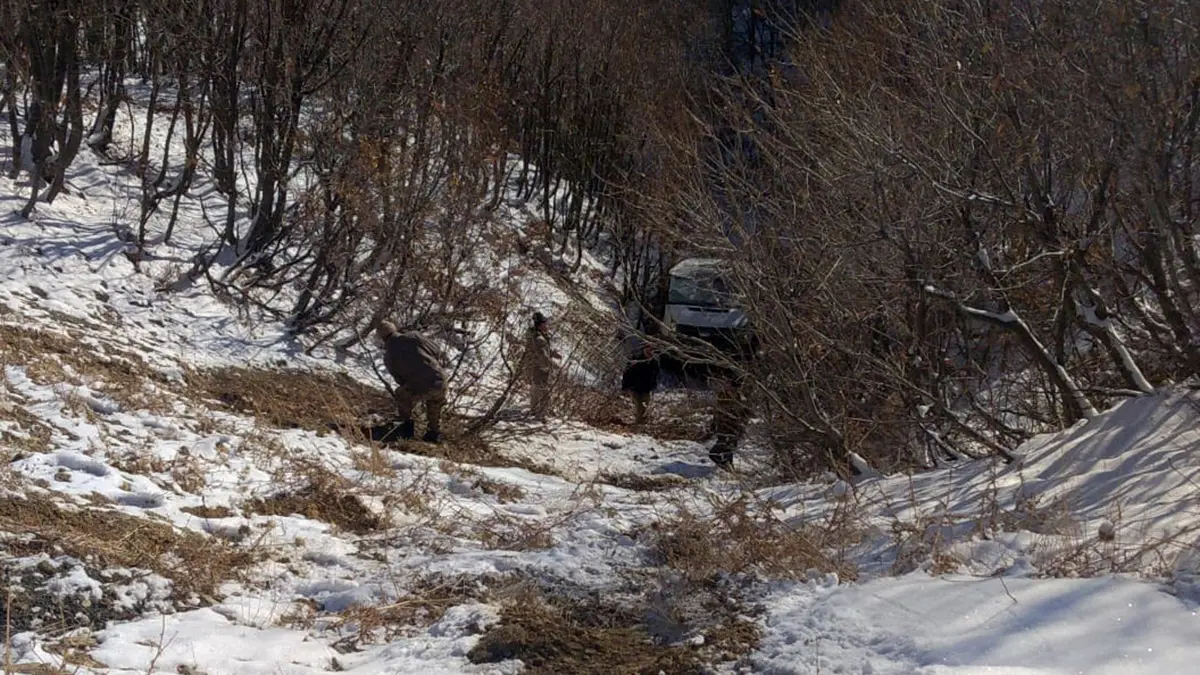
<box><xmin>54</xmin><ymin>451</ymin><xmax>111</xmax><ymax>477</ymax></box>
<box><xmin>116</xmin><ymin>492</ymin><xmax>166</xmax><ymax>509</ymax></box>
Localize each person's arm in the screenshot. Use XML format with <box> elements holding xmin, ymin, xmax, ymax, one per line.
<box><xmin>542</xmin><ymin>332</ymin><xmax>562</xmax><ymax>360</ymax></box>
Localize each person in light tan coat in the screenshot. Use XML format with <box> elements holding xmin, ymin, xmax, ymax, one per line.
<box><xmin>520</xmin><ymin>312</ymin><xmax>560</xmax><ymax>419</ymax></box>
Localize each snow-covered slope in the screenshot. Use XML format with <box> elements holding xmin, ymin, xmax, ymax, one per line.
<box><xmin>3</xmin><ymin>100</ymin><xmax>1200</xmax><ymax>675</ymax></box>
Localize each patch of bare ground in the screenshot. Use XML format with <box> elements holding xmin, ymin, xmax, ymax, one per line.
<box><xmin>244</xmin><ymin>466</ymin><xmax>383</xmax><ymax>535</ymax></box>
<box><xmin>467</xmin><ymin>584</ymin><xmax>759</xmax><ymax>674</ymax></box>
<box><xmin>0</xmin><ymin>492</ymin><xmax>255</xmax><ymax>611</ymax></box>
<box><xmin>189</xmin><ymin>365</ymin><xmax>394</xmax><ymax>433</ymax></box>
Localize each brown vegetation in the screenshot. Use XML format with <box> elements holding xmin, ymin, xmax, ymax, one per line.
<box><xmin>0</xmin><ymin>491</ymin><xmax>255</xmax><ymax>599</ymax></box>
<box><xmin>189</xmin><ymin>366</ymin><xmax>393</xmax><ymax>433</ymax></box>
<box><xmin>648</xmin><ymin>0</ymin><xmax>1200</xmax><ymax>477</ymax></box>
<box><xmin>649</xmin><ymin>495</ymin><xmax>859</xmax><ymax>584</ymax></box>
<box><xmin>7</xmin><ymin>0</ymin><xmax>1199</xmax><ymax>485</ymax></box>
<box><xmin>468</xmin><ymin>585</ymin><xmax>759</xmax><ymax>675</ymax></box>
<box><xmin>244</xmin><ymin>466</ymin><xmax>384</xmax><ymax>535</ymax></box>
<box><xmin>0</xmin><ymin>323</ymin><xmax>174</xmax><ymax>414</ymax></box>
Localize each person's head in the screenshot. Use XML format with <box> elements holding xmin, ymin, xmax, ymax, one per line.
<box><xmin>641</xmin><ymin>343</ymin><xmax>654</xmax><ymax>359</ymax></box>
<box><xmin>375</xmin><ymin>320</ymin><xmax>398</xmax><ymax>346</ymax></box>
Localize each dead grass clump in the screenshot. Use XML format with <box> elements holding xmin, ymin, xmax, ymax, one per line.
<box><xmin>649</xmin><ymin>497</ymin><xmax>857</xmax><ymax>584</ymax></box>
<box><xmin>190</xmin><ymin>366</ymin><xmax>394</xmax><ymax>433</ymax></box>
<box><xmin>351</xmin><ymin>445</ymin><xmax>397</xmax><ymax>478</ymax></box>
<box><xmin>180</xmin><ymin>505</ymin><xmax>236</xmax><ymax>519</ymax></box>
<box><xmin>367</xmin><ymin>430</ymin><xmax>564</xmax><ymax>479</ymax></box>
<box><xmin>244</xmin><ymin>468</ymin><xmax>383</xmax><ymax>534</ymax></box>
<box><xmin>443</xmin><ymin>462</ymin><xmax>526</xmax><ymax>503</ymax></box>
<box><xmin>0</xmin><ymin>404</ymin><xmax>53</xmax><ymax>455</ymax></box>
<box><xmin>2</xmin><ymin>662</ymin><xmax>75</xmax><ymax>674</ymax></box>
<box><xmin>600</xmin><ymin>473</ymin><xmax>688</xmax><ymax>492</ymax></box>
<box><xmin>42</xmin><ymin>634</ymin><xmax>106</xmax><ymax>670</ymax></box>
<box><xmin>0</xmin><ymin>491</ymin><xmax>254</xmax><ymax>599</ymax></box>
<box><xmin>475</xmin><ymin>514</ymin><xmax>557</xmax><ymax>551</ymax></box>
<box><xmin>326</xmin><ymin>574</ymin><xmax>498</xmax><ymax>651</ymax></box>
<box><xmin>467</xmin><ymin>586</ymin><xmax>758</xmax><ymax>674</ymax></box>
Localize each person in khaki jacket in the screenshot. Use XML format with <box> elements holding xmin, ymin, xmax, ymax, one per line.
<box><xmin>521</xmin><ymin>311</ymin><xmax>560</xmax><ymax>419</ymax></box>
<box><xmin>376</xmin><ymin>320</ymin><xmax>448</xmax><ymax>443</ymax></box>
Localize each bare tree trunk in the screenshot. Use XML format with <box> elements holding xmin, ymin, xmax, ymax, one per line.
<box><xmin>44</xmin><ymin>40</ymin><xmax>82</xmax><ymax>204</ymax></box>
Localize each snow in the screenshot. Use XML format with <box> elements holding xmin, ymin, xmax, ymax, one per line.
<box><xmin>1</xmin><ymin>85</ymin><xmax>1199</xmax><ymax>675</ymax></box>
<box><xmin>91</xmin><ymin>608</ymin><xmax>341</xmax><ymax>675</ymax></box>
<box><xmin>753</xmin><ymin>572</ymin><xmax>1200</xmax><ymax>675</ymax></box>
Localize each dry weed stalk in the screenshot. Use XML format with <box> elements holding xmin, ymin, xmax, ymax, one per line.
<box><xmin>649</xmin><ymin>490</ymin><xmax>858</xmax><ymax>585</ymax></box>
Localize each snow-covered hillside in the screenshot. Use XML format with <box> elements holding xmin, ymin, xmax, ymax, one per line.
<box><xmin>3</xmin><ymin>107</ymin><xmax>1200</xmax><ymax>675</ymax></box>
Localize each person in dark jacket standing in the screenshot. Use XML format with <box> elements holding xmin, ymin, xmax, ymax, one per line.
<box><xmin>708</xmin><ymin>370</ymin><xmax>749</xmax><ymax>469</ymax></box>
<box><xmin>376</xmin><ymin>320</ymin><xmax>448</xmax><ymax>443</ymax></box>
<box><xmin>621</xmin><ymin>342</ymin><xmax>659</xmax><ymax>425</ymax></box>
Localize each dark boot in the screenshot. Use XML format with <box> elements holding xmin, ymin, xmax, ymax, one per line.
<box><xmin>709</xmin><ymin>437</ymin><xmax>735</xmax><ymax>469</ymax></box>
<box><xmin>422</xmin><ymin>428</ymin><xmax>442</xmax><ymax>444</ymax></box>
<box><xmin>396</xmin><ymin>419</ymin><xmax>416</xmax><ymax>440</ymax></box>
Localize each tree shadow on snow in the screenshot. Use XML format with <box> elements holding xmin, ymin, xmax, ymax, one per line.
<box><xmin>654</xmin><ymin>460</ymin><xmax>717</xmax><ymax>479</ymax></box>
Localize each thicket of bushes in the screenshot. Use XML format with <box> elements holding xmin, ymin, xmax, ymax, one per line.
<box><xmin>5</xmin><ymin>0</ymin><xmax>1198</xmax><ymax>477</ymax></box>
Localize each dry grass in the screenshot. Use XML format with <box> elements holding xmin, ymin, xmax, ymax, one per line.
<box><xmin>648</xmin><ymin>495</ymin><xmax>858</xmax><ymax>584</ymax></box>
<box><xmin>475</xmin><ymin>514</ymin><xmax>557</xmax><ymax>551</ymax></box>
<box><xmin>0</xmin><ymin>323</ymin><xmax>175</xmax><ymax>414</ymax></box>
<box><xmin>322</xmin><ymin>574</ymin><xmax>499</xmax><ymax>652</ymax></box>
<box><xmin>42</xmin><ymin>634</ymin><xmax>106</xmax><ymax>670</ymax></box>
<box><xmin>555</xmin><ymin>382</ymin><xmax>710</xmax><ymax>443</ymax></box>
<box><xmin>0</xmin><ymin>404</ymin><xmax>52</xmax><ymax>456</ymax></box>
<box><xmin>181</xmin><ymin>363</ymin><xmax>567</xmax><ymax>483</ymax></box>
<box><xmin>599</xmin><ymin>473</ymin><xmax>689</xmax><ymax>492</ymax></box>
<box><xmin>442</xmin><ymin>462</ymin><xmax>527</xmax><ymax>503</ymax></box>
<box><xmin>467</xmin><ymin>585</ymin><xmax>759</xmax><ymax>675</ymax></box>
<box><xmin>189</xmin><ymin>366</ymin><xmax>394</xmax><ymax>433</ymax></box>
<box><xmin>244</xmin><ymin>466</ymin><xmax>383</xmax><ymax>535</ymax></box>
<box><xmin>0</xmin><ymin>491</ymin><xmax>255</xmax><ymax>600</ymax></box>
<box><xmin>3</xmin><ymin>663</ymin><xmax>76</xmax><ymax>674</ymax></box>
<box><xmin>180</xmin><ymin>505</ymin><xmax>236</xmax><ymax>519</ymax></box>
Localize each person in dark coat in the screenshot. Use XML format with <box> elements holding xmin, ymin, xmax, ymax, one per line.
<box><xmin>621</xmin><ymin>342</ymin><xmax>660</xmax><ymax>425</ymax></box>
<box><xmin>376</xmin><ymin>320</ymin><xmax>448</xmax><ymax>443</ymax></box>
<box><xmin>707</xmin><ymin>370</ymin><xmax>749</xmax><ymax>469</ymax></box>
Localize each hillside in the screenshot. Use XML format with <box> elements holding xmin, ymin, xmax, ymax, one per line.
<box><xmin>1</xmin><ymin>111</ymin><xmax>1200</xmax><ymax>675</ymax></box>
